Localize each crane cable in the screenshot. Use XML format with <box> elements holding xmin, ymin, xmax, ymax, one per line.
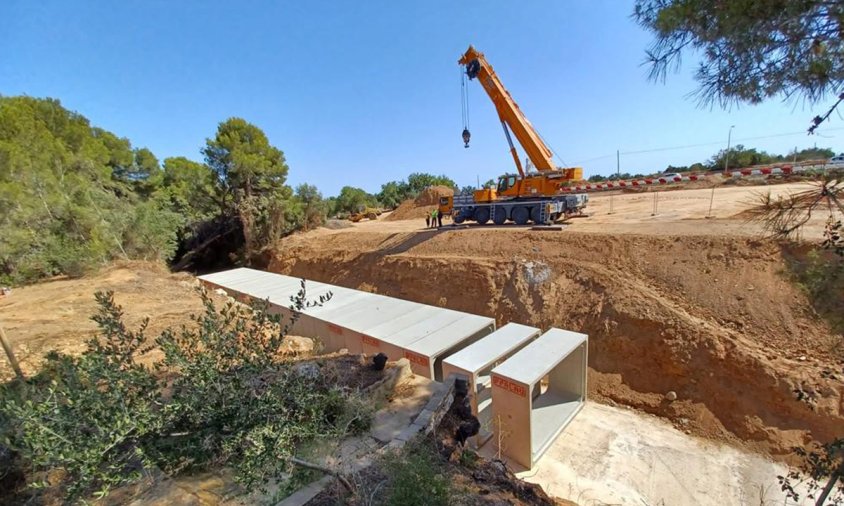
<box><xmin>460</xmin><ymin>67</ymin><xmax>470</xmax><ymax>131</ymax></box>
<box><xmin>536</xmin><ymin>131</ymin><xmax>570</xmax><ymax>168</ymax></box>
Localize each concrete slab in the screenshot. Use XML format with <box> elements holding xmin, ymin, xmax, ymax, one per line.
<box><xmin>487</xmin><ymin>402</ymin><xmax>811</xmax><ymax>506</ymax></box>
<box><xmin>443</xmin><ymin>323</ymin><xmax>540</xmax><ymax>374</ymax></box>
<box><xmin>197</xmin><ymin>269</ymin><xmax>496</xmax><ymax>377</ymax></box>
<box><xmin>493</xmin><ymin>329</ymin><xmax>587</xmax><ymax>384</ymax></box>
<box><xmin>441</xmin><ymin>323</ymin><xmax>541</xmax><ymax>447</ymax></box>
<box><xmin>491</xmin><ymin>328</ymin><xmax>588</xmax><ymax>468</ymax></box>
<box><xmin>404</xmin><ymin>318</ymin><xmax>496</xmax><ymax>379</ymax></box>
<box><xmin>370</xmin><ymin>375</ymin><xmax>436</xmax><ymax>443</ymax></box>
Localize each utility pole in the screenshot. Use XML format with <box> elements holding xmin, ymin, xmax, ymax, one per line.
<box><xmin>710</xmin><ymin>125</ymin><xmax>735</xmax><ymax>218</ymax></box>
<box><xmin>723</xmin><ymin>125</ymin><xmax>735</xmax><ymax>174</ymax></box>
<box><xmin>609</xmin><ymin>149</ymin><xmax>619</xmax><ymax>214</ymax></box>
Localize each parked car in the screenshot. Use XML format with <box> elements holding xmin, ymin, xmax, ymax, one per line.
<box><xmin>659</xmin><ymin>172</ymin><xmax>682</xmax><ymax>180</ymax></box>
<box><xmin>827</xmin><ymin>155</ymin><xmax>844</xmax><ymax>167</ymax></box>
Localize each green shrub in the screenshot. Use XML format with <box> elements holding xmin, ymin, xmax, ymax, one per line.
<box><xmin>0</xmin><ymin>286</ymin><xmax>367</xmax><ymax>503</ymax></box>
<box><xmin>384</xmin><ymin>441</ymin><xmax>451</xmax><ymax>506</ymax></box>
<box><xmin>1</xmin><ymin>292</ymin><xmax>161</xmax><ymax>501</ymax></box>
<box><xmin>790</xmin><ymin>249</ymin><xmax>844</xmax><ymax>335</ymax></box>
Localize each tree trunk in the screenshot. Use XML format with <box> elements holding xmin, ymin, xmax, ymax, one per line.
<box><xmin>0</xmin><ymin>323</ymin><xmax>24</xmax><ymax>379</ymax></box>
<box><xmin>816</xmin><ymin>467</ymin><xmax>841</xmax><ymax>506</ymax></box>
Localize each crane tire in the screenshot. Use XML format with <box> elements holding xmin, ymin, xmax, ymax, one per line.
<box><xmin>513</xmin><ymin>206</ymin><xmax>529</xmax><ymax>225</ymax></box>
<box><xmin>474</xmin><ymin>207</ymin><xmax>490</xmax><ymax>224</ymax></box>
<box><xmin>493</xmin><ymin>207</ymin><xmax>507</xmax><ymax>225</ymax></box>
<box><xmin>454</xmin><ymin>211</ymin><xmax>466</xmax><ymax>224</ymax></box>
<box><xmin>530</xmin><ymin>206</ymin><xmax>542</xmax><ymax>224</ymax></box>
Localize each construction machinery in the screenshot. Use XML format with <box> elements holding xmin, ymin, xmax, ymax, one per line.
<box><xmin>348</xmin><ymin>206</ymin><xmax>382</xmax><ymax>223</ymax></box>
<box><xmin>439</xmin><ymin>46</ymin><xmax>588</xmax><ymax>225</ymax></box>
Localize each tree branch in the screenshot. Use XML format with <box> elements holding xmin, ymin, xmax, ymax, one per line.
<box><xmin>288</xmin><ymin>456</ymin><xmax>355</xmax><ymax>495</ymax></box>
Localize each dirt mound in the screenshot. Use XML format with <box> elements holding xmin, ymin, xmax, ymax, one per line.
<box><xmin>385</xmin><ymin>185</ymin><xmax>453</xmax><ymax>221</ymax></box>
<box><xmin>269</xmin><ymin>229</ymin><xmax>843</xmax><ymax>461</ymax></box>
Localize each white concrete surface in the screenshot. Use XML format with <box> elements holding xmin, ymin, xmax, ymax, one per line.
<box><xmin>490</xmin><ymin>328</ymin><xmax>588</xmax><ymax>468</ymax></box>
<box><xmin>497</xmin><ymin>402</ymin><xmax>810</xmax><ymax>506</ymax></box>
<box><xmin>444</xmin><ymin>322</ymin><xmax>540</xmax><ymax>374</ymax></box>
<box><xmin>198</xmin><ymin>268</ymin><xmax>495</xmax><ymax>379</ymax></box>
<box><xmin>492</xmin><ymin>329</ymin><xmax>587</xmax><ymax>384</ymax></box>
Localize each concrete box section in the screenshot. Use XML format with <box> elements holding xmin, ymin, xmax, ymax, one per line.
<box><xmin>490</xmin><ymin>329</ymin><xmax>588</xmax><ymax>469</ymax></box>
<box><xmin>197</xmin><ymin>268</ymin><xmax>496</xmax><ymax>380</ymax></box>
<box><xmin>441</xmin><ymin>323</ymin><xmax>541</xmax><ymax>447</ymax></box>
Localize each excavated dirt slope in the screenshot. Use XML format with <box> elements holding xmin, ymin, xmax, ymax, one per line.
<box><xmin>385</xmin><ymin>185</ymin><xmax>453</xmax><ymax>221</ymax></box>
<box><xmin>269</xmin><ymin>228</ymin><xmax>843</xmax><ymax>460</ymax></box>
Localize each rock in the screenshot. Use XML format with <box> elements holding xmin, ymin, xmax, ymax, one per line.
<box><xmin>214</xmin><ymin>288</ymin><xmax>227</xmax><ymax>296</ymax></box>
<box><xmin>338</xmin><ymin>348</ymin><xmax>349</xmax><ymax>355</ymax></box>
<box><xmin>665</xmin><ymin>391</ymin><xmax>678</xmax><ymax>401</ymax></box>
<box><xmin>372</xmin><ymin>352</ymin><xmax>388</xmax><ymax>371</ymax></box>
<box><xmin>798</xmin><ymin>355</ymin><xmax>807</xmax><ymax>361</ymax></box>
<box><xmin>293</xmin><ymin>362</ymin><xmax>321</xmax><ymax>380</ymax></box>
<box><xmin>454</xmin><ymin>377</ymin><xmax>470</xmax><ymax>397</ymax></box>
<box><xmin>279</xmin><ymin>335</ymin><xmax>315</xmax><ymax>356</ymax></box>
<box><xmin>455</xmin><ymin>418</ymin><xmax>481</xmax><ymax>445</ymax></box>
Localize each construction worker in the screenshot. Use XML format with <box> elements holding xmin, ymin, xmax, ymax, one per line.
<box><xmin>431</xmin><ymin>208</ymin><xmax>438</xmax><ymax>229</ymax></box>
<box><xmin>437</xmin><ymin>209</ymin><xmax>443</xmax><ymax>228</ymax></box>
<box><xmin>425</xmin><ymin>214</ymin><xmax>430</xmax><ymax>228</ymax></box>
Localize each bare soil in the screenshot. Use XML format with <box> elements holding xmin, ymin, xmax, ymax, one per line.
<box><xmin>0</xmin><ymin>261</ymin><xmax>216</xmax><ymax>381</ymax></box>
<box><xmin>385</xmin><ymin>185</ymin><xmax>453</xmax><ymax>221</ymax></box>
<box><xmin>269</xmin><ymin>182</ymin><xmax>843</xmax><ymax>462</ymax></box>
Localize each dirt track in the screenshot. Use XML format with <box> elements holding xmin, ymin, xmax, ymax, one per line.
<box><xmin>269</xmin><ymin>182</ymin><xmax>843</xmax><ymax>460</ymax></box>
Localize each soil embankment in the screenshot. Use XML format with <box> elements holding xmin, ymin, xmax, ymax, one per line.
<box><xmin>269</xmin><ymin>228</ymin><xmax>843</xmax><ymax>460</ymax></box>
<box><xmin>385</xmin><ymin>185</ymin><xmax>453</xmax><ymax>221</ymax></box>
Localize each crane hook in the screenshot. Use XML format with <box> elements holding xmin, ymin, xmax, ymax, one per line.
<box><xmin>462</xmin><ymin>128</ymin><xmax>471</xmax><ymax>148</ymax></box>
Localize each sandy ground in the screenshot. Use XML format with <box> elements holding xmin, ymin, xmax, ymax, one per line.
<box><xmin>481</xmin><ymin>402</ymin><xmax>810</xmax><ymax>506</ymax></box>
<box><xmin>343</xmin><ymin>182</ymin><xmax>829</xmax><ymax>239</ymax></box>
<box><xmin>576</xmin><ymin>182</ymin><xmax>828</xmax><ymax>238</ymax></box>
<box><xmin>0</xmin><ymin>262</ymin><xmax>213</xmax><ymax>381</ymax></box>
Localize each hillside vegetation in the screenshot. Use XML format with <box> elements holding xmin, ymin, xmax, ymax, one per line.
<box><xmin>0</xmin><ymin>96</ymin><xmax>329</xmax><ymax>284</ymax></box>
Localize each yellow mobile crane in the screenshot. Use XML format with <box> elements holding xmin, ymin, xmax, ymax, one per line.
<box><xmin>440</xmin><ymin>46</ymin><xmax>588</xmax><ymax>225</ymax></box>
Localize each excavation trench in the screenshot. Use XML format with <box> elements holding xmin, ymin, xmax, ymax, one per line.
<box><xmin>268</xmin><ymin>229</ymin><xmax>843</xmax><ymax>460</ymax></box>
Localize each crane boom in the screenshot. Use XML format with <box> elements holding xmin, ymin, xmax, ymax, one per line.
<box><xmin>459</xmin><ymin>45</ymin><xmax>557</xmax><ymax>176</ymax></box>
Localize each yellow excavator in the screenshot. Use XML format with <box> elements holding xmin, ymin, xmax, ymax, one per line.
<box><xmin>439</xmin><ymin>46</ymin><xmax>588</xmax><ymax>225</ymax></box>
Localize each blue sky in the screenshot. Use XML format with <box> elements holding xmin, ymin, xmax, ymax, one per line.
<box><xmin>3</xmin><ymin>1</ymin><xmax>842</xmax><ymax>196</ymax></box>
